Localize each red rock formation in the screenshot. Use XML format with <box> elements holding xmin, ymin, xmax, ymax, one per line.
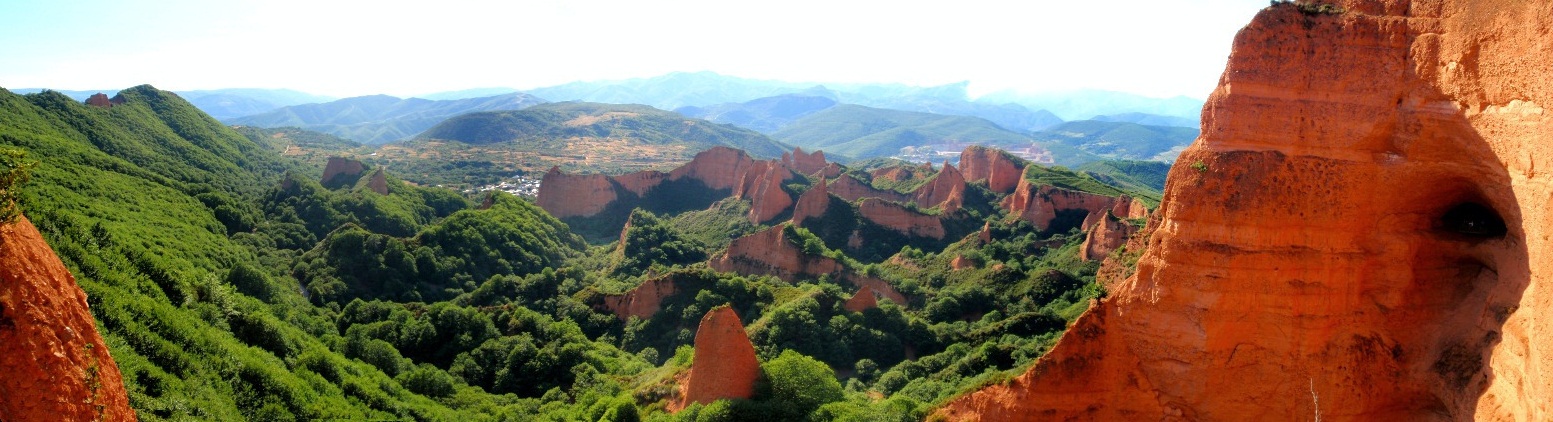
<box><xmin>1001</xmin><ymin>181</ymin><xmax>1126</xmax><ymax>231</ymax></box>
<box><xmin>857</xmin><ymin>198</ymin><xmax>945</xmax><ymax>239</ymax></box>
<box><xmin>783</xmin><ymin>147</ymin><xmax>829</xmax><ymax>176</ymax></box>
<box><xmin>0</xmin><ymin>216</ymin><xmax>134</xmax><ymax>421</ymax></box>
<box><xmin>84</xmin><ymin>93</ymin><xmax>114</xmax><ymax>108</ymax></box>
<box><xmin>536</xmin><ymin>147</ymin><xmax>791</xmax><ymax>223</ymax></box>
<box><xmin>709</xmin><ymin>225</ymin><xmax>842</xmax><ymax>282</ymax></box>
<box><xmin>367</xmin><ymin>168</ymin><xmax>389</xmax><ymax>195</ymax></box>
<box><xmin>941</xmin><ymin>1</ymin><xmax>1553</xmax><ymax>420</ymax></box>
<box><xmin>791</xmin><ymin>177</ymin><xmax>830</xmax><ymax>224</ymax></box>
<box><xmin>681</xmin><ymin>307</ymin><xmax>760</xmax><ymax>408</ymax></box>
<box><xmin>1117</xmin><ymin>196</ymin><xmax>1149</xmax><ymax>219</ymax></box>
<box><xmin>741</xmin><ymin>162</ymin><xmax>793</xmax><ymax>224</ymax></box>
<box><xmin>844</xmin><ymin>275</ymin><xmax>908</xmax><ymax>307</ymax></box>
<box><xmin>668</xmin><ymin>147</ymin><xmax>760</xmax><ymax>191</ymax></box>
<box><xmin>950</xmin><ymin>255</ymin><xmax>974</xmax><ymax>271</ymax></box>
<box><xmin>535</xmin><ymin>167</ymin><xmax>617</xmax><ymax>218</ymax></box>
<box><xmin>829</xmin><ymin>174</ymin><xmax>911</xmax><ymax>204</ymax></box>
<box><xmin>914</xmin><ymin>161</ymin><xmax>966</xmax><ymax>213</ymax></box>
<box><xmin>614</xmin><ymin>170</ymin><xmax>668</xmax><ymax>197</ymax></box>
<box><xmin>978</xmin><ymin>221</ymin><xmax>993</xmax><ymax>243</ymax></box>
<box><xmin>320</xmin><ymin>156</ymin><xmax>367</xmax><ymax>187</ymax></box>
<box><xmin>816</xmin><ymin>162</ymin><xmax>843</xmax><ymax>179</ymax></box>
<box><xmin>959</xmin><ymin>146</ymin><xmax>1026</xmax><ymax>194</ymax></box>
<box><xmin>1077</xmin><ymin>212</ymin><xmax>1137</xmax><ymax>262</ymax></box>
<box><xmin>843</xmin><ymin>288</ymin><xmax>879</xmax><ymax>312</ymax></box>
<box><xmin>599</xmin><ymin>275</ymin><xmax>678</xmax><ymax>321</ymax></box>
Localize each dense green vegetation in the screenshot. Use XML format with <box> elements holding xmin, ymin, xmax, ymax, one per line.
<box><xmin>0</xmin><ymin>85</ymin><xmax>1151</xmax><ymax>421</ymax></box>
<box><xmin>418</xmin><ymin>102</ymin><xmax>793</xmax><ymax>159</ymax></box>
<box><xmin>229</xmin><ymin>93</ymin><xmax>548</xmax><ymax>145</ymax></box>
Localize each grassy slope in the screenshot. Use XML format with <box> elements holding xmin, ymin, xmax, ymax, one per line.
<box><xmin>418</xmin><ymin>101</ymin><xmax>793</xmax><ymax>159</ymax></box>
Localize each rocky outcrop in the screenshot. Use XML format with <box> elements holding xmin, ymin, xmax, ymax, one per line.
<box><xmin>914</xmin><ymin>162</ymin><xmax>966</xmax><ymax>213</ymax></box>
<box><xmin>535</xmin><ymin>167</ymin><xmax>617</xmax><ymax>218</ymax></box>
<box><xmin>0</xmin><ymin>216</ymin><xmax>135</xmax><ymax>421</ymax></box>
<box><xmin>940</xmin><ymin>1</ymin><xmax>1553</xmax><ymax>420</ymax></box>
<box><xmin>959</xmin><ymin>145</ymin><xmax>1026</xmax><ymax>194</ymax></box>
<box><xmin>1077</xmin><ymin>212</ymin><xmax>1136</xmax><ymax>262</ymax></box>
<box><xmin>740</xmin><ymin>162</ymin><xmax>793</xmax><ymax>224</ymax></box>
<box><xmin>782</xmin><ymin>147</ymin><xmax>829</xmax><ymax>176</ymax></box>
<box><xmin>843</xmin><ymin>288</ymin><xmax>879</xmax><ymax>312</ymax></box>
<box><xmin>709</xmin><ymin>225</ymin><xmax>842</xmax><ymax>282</ymax></box>
<box><xmin>791</xmin><ymin>177</ymin><xmax>830</xmax><ymax>224</ymax></box>
<box><xmin>614</xmin><ymin>170</ymin><xmax>668</xmax><ymax>197</ymax></box>
<box><xmin>367</xmin><ymin>168</ymin><xmax>389</xmax><ymax>195</ymax></box>
<box><xmin>85</xmin><ymin>93</ymin><xmax>114</xmax><ymax>108</ymax></box>
<box><xmin>846</xmin><ymin>275</ymin><xmax>907</xmax><ymax>306</ymax></box>
<box><xmin>667</xmin><ymin>147</ymin><xmax>760</xmax><ymax>191</ymax></box>
<box><xmin>857</xmin><ymin>198</ymin><xmax>945</xmax><ymax>239</ymax></box>
<box><xmin>951</xmin><ymin>255</ymin><xmax>974</xmax><ymax>271</ymax></box>
<box><xmin>599</xmin><ymin>275</ymin><xmax>678</xmax><ymax>321</ymax></box>
<box><xmin>681</xmin><ymin>307</ymin><xmax>760</xmax><ymax>407</ymax></box>
<box><xmin>1001</xmin><ymin>180</ymin><xmax>1127</xmax><ymax>231</ymax></box>
<box><xmin>320</xmin><ymin>156</ymin><xmax>367</xmax><ymax>188</ymax></box>
<box><xmin>537</xmin><ymin>147</ymin><xmax>792</xmax><ymax>223</ymax></box>
<box><xmin>829</xmin><ymin>174</ymin><xmax>911</xmax><ymax>204</ymax></box>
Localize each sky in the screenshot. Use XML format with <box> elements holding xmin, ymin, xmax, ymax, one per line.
<box><xmin>0</xmin><ymin>0</ymin><xmax>1268</xmax><ymax>100</ymax></box>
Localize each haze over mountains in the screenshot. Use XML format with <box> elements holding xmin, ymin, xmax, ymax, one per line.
<box><xmin>19</xmin><ymin>72</ymin><xmax>1204</xmax><ymax>165</ymax></box>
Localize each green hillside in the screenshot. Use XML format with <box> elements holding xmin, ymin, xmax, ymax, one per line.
<box><xmin>417</xmin><ymin>101</ymin><xmax>793</xmax><ymax>159</ymax></box>
<box><xmin>229</xmin><ymin>93</ymin><xmax>548</xmax><ymax>145</ymax></box>
<box><xmin>771</xmin><ymin>104</ymin><xmax>1094</xmax><ymax>165</ymax></box>
<box><xmin>1031</xmin><ymin>120</ymin><xmax>1199</xmax><ymax>162</ymax></box>
<box><xmin>0</xmin><ymin>85</ymin><xmax>1157</xmax><ymax>421</ymax></box>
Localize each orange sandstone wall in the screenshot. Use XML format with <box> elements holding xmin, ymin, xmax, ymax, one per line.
<box><xmin>535</xmin><ymin>167</ymin><xmax>618</xmax><ymax>218</ymax></box>
<box><xmin>959</xmin><ymin>145</ymin><xmax>1026</xmax><ymax>194</ymax></box>
<box><xmin>857</xmin><ymin>198</ymin><xmax>946</xmax><ymax>239</ymax></box>
<box><xmin>0</xmin><ymin>216</ymin><xmax>135</xmax><ymax>421</ymax></box>
<box><xmin>940</xmin><ymin>1</ymin><xmax>1553</xmax><ymax>420</ymax></box>
<box><xmin>914</xmin><ymin>162</ymin><xmax>965</xmax><ymax>213</ymax></box>
<box><xmin>709</xmin><ymin>225</ymin><xmax>843</xmax><ymax>282</ymax></box>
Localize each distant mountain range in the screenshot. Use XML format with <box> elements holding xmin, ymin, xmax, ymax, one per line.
<box><xmin>417</xmin><ymin>101</ymin><xmax>793</xmax><ymax>159</ymax></box>
<box><xmin>8</xmin><ymin>88</ymin><xmax>334</xmax><ymax>120</ymax></box>
<box><xmin>1032</xmin><ymin>120</ymin><xmax>1200</xmax><ymax>162</ymax></box>
<box><xmin>228</xmin><ymin>93</ymin><xmax>547</xmax><ymax>145</ymax></box>
<box><xmin>769</xmin><ymin>104</ymin><xmax>1096</xmax><ymax>165</ymax></box>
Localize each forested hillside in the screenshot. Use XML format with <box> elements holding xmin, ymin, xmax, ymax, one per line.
<box><xmin>0</xmin><ymin>86</ymin><xmax>1156</xmax><ymax>421</ymax></box>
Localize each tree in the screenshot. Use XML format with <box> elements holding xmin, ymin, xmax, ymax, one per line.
<box><xmin>759</xmin><ymin>350</ymin><xmax>844</xmax><ymax>421</ymax></box>
<box><xmin>0</xmin><ymin>148</ymin><xmax>36</xmax><ymax>223</ymax></box>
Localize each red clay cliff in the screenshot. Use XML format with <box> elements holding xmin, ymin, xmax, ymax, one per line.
<box><xmin>0</xmin><ymin>215</ymin><xmax>135</xmax><ymax>421</ymax></box>
<box><xmin>680</xmin><ymin>307</ymin><xmax>760</xmax><ymax>407</ymax></box>
<box><xmin>939</xmin><ymin>1</ymin><xmax>1553</xmax><ymax>420</ymax></box>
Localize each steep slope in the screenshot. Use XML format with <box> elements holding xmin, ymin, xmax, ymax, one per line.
<box><xmin>0</xmin><ymin>215</ymin><xmax>135</xmax><ymax>421</ymax></box>
<box><xmin>940</xmin><ymin>1</ymin><xmax>1553</xmax><ymax>420</ymax></box>
<box><xmin>680</xmin><ymin>307</ymin><xmax>760</xmax><ymax>407</ymax></box>
<box><xmin>230</xmin><ymin>92</ymin><xmax>547</xmax><ymax>144</ymax></box>
<box><xmin>419</xmin><ymin>102</ymin><xmax>792</xmax><ymax>159</ymax></box>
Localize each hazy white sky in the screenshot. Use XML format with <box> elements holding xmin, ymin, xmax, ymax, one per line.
<box><xmin>0</xmin><ymin>0</ymin><xmax>1267</xmax><ymax>99</ymax></box>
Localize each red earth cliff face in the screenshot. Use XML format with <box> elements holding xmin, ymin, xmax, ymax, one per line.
<box><xmin>681</xmin><ymin>307</ymin><xmax>760</xmax><ymax>407</ymax></box>
<box><xmin>367</xmin><ymin>168</ymin><xmax>389</xmax><ymax>195</ymax></box>
<box><xmin>709</xmin><ymin>225</ymin><xmax>842</xmax><ymax>282</ymax></box>
<box><xmin>940</xmin><ymin>1</ymin><xmax>1553</xmax><ymax>420</ymax></box>
<box><xmin>599</xmin><ymin>275</ymin><xmax>678</xmax><ymax>321</ymax></box>
<box><xmin>783</xmin><ymin>147</ymin><xmax>829</xmax><ymax>176</ymax></box>
<box><xmin>0</xmin><ymin>216</ymin><xmax>135</xmax><ymax>421</ymax></box>
<box><xmin>1077</xmin><ymin>212</ymin><xmax>1137</xmax><ymax>262</ymax></box>
<box><xmin>1002</xmin><ymin>181</ymin><xmax>1131</xmax><ymax>231</ymax></box>
<box><xmin>828</xmin><ymin>174</ymin><xmax>911</xmax><ymax>204</ymax></box>
<box><xmin>536</xmin><ymin>167</ymin><xmax>617</xmax><ymax>218</ymax></box>
<box><xmin>320</xmin><ymin>156</ymin><xmax>367</xmax><ymax>187</ymax></box>
<box><xmin>857</xmin><ymin>198</ymin><xmax>946</xmax><ymax>239</ymax></box>
<box><xmin>914</xmin><ymin>162</ymin><xmax>966</xmax><ymax>213</ymax></box>
<box><xmin>959</xmin><ymin>145</ymin><xmax>1026</xmax><ymax>194</ymax></box>
<box><xmin>791</xmin><ymin>177</ymin><xmax>830</xmax><ymax>224</ymax></box>
<box><xmin>843</xmin><ymin>288</ymin><xmax>879</xmax><ymax>312</ymax></box>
